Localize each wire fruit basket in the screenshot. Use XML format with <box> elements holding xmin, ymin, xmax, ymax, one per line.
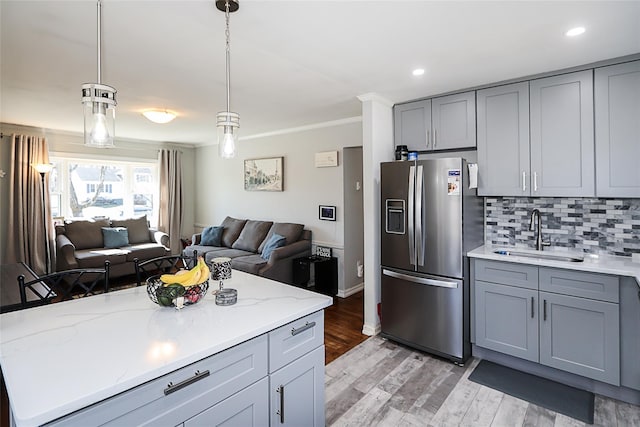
<box><xmin>146</xmin><ymin>275</ymin><xmax>209</xmax><ymax>307</ymax></box>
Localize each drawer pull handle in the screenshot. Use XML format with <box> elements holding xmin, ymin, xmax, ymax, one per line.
<box><xmin>276</xmin><ymin>385</ymin><xmax>285</xmax><ymax>423</ymax></box>
<box><xmin>164</xmin><ymin>370</ymin><xmax>210</xmax><ymax>396</ymax></box>
<box><xmin>291</xmin><ymin>321</ymin><xmax>316</xmax><ymax>336</ymax></box>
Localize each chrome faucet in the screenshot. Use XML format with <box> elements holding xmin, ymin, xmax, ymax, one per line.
<box><xmin>529</xmin><ymin>209</ymin><xmax>550</xmax><ymax>251</ymax></box>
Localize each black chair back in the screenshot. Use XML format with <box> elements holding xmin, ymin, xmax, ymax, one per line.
<box><xmin>134</xmin><ymin>251</ymin><xmax>198</xmax><ymax>286</ymax></box>
<box><xmin>18</xmin><ymin>261</ymin><xmax>111</xmax><ymax>308</ymax></box>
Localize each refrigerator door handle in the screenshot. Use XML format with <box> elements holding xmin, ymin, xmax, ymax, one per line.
<box><xmin>416</xmin><ymin>164</ymin><xmax>425</xmax><ymax>266</ymax></box>
<box><xmin>408</xmin><ymin>165</ymin><xmax>415</xmax><ymax>265</ymax></box>
<box><xmin>382</xmin><ymin>269</ymin><xmax>459</xmax><ymax>289</ymax></box>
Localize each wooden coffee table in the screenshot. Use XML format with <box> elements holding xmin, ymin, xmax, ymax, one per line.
<box><xmin>0</xmin><ymin>263</ymin><xmax>54</xmax><ymax>313</ymax></box>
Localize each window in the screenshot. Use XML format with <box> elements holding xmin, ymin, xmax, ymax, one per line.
<box><xmin>49</xmin><ymin>157</ymin><xmax>158</xmax><ymax>225</ymax></box>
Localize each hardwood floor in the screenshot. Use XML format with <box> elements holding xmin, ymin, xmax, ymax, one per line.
<box><xmin>324</xmin><ymin>290</ymin><xmax>368</xmax><ymax>365</ymax></box>
<box><xmin>326</xmin><ymin>336</ymin><xmax>640</xmax><ymax>426</ymax></box>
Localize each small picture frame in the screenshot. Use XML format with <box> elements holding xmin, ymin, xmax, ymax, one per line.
<box><xmin>316</xmin><ymin>246</ymin><xmax>332</xmax><ymax>257</ymax></box>
<box><xmin>319</xmin><ymin>205</ymin><xmax>336</xmax><ymax>221</ymax></box>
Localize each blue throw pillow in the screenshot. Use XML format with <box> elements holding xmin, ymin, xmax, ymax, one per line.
<box><xmin>102</xmin><ymin>227</ymin><xmax>129</xmax><ymax>248</ymax></box>
<box><xmin>261</xmin><ymin>233</ymin><xmax>286</xmax><ymax>260</ymax></box>
<box><xmin>201</xmin><ymin>226</ymin><xmax>223</xmax><ymax>246</ymax></box>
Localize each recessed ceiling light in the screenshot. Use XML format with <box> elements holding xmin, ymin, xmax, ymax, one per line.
<box><xmin>412</xmin><ymin>68</ymin><xmax>425</xmax><ymax>76</ymax></box>
<box><xmin>142</xmin><ymin>109</ymin><xmax>177</xmax><ymax>124</ymax></box>
<box><xmin>565</xmin><ymin>27</ymin><xmax>586</xmax><ymax>37</ymax></box>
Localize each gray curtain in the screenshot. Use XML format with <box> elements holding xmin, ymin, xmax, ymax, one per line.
<box><xmin>158</xmin><ymin>149</ymin><xmax>183</xmax><ymax>254</ymax></box>
<box><xmin>6</xmin><ymin>134</ymin><xmax>53</xmax><ymax>275</ymax></box>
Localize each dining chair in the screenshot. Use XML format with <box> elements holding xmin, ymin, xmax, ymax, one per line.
<box><xmin>134</xmin><ymin>251</ymin><xmax>198</xmax><ymax>286</ymax></box>
<box><xmin>18</xmin><ymin>260</ymin><xmax>111</xmax><ymax>308</ymax></box>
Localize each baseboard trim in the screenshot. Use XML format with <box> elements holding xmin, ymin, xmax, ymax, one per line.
<box><xmin>337</xmin><ymin>282</ymin><xmax>364</xmax><ymax>298</ymax></box>
<box><xmin>362</xmin><ymin>323</ymin><xmax>380</xmax><ymax>336</ymax></box>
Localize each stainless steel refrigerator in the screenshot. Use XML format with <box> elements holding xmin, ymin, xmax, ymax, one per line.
<box><xmin>380</xmin><ymin>157</ymin><xmax>482</xmax><ymax>363</ymax></box>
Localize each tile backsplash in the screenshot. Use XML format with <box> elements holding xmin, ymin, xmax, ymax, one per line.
<box><xmin>485</xmin><ymin>197</ymin><xmax>640</xmax><ymax>257</ymax></box>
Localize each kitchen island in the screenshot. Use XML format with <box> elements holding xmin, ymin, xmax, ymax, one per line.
<box><xmin>0</xmin><ymin>271</ymin><xmax>332</xmax><ymax>426</ymax></box>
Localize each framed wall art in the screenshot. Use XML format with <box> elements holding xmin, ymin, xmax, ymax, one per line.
<box><xmin>319</xmin><ymin>205</ymin><xmax>336</xmax><ymax>221</ymax></box>
<box><xmin>244</xmin><ymin>157</ymin><xmax>284</xmax><ymax>191</ymax></box>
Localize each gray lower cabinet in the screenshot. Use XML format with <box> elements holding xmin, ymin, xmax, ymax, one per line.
<box><xmin>269</xmin><ymin>346</ymin><xmax>325</xmax><ymax>427</ymax></box>
<box><xmin>475</xmin><ymin>281</ymin><xmax>538</xmax><ymax>362</ymax></box>
<box><xmin>183</xmin><ymin>378</ymin><xmax>269</xmax><ymax>427</ymax></box>
<box><xmin>394</xmin><ymin>91</ymin><xmax>476</xmax><ymax>152</ymax></box>
<box><xmin>539</xmin><ymin>291</ymin><xmax>620</xmax><ymax>386</ymax></box>
<box><xmin>595</xmin><ymin>60</ymin><xmax>640</xmax><ymax>197</ymax></box>
<box><xmin>529</xmin><ymin>70</ymin><xmax>595</xmax><ymax>196</ymax></box>
<box><xmin>473</xmin><ymin>260</ymin><xmax>621</xmax><ymax>386</ymax></box>
<box><xmin>268</xmin><ymin>311</ymin><xmax>325</xmax><ymax>427</ymax></box>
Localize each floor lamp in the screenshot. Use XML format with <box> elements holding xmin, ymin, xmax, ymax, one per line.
<box><xmin>31</xmin><ymin>163</ymin><xmax>54</xmax><ymax>274</ymax></box>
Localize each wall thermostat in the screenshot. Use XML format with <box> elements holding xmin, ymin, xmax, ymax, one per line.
<box><xmin>316</xmin><ymin>246</ymin><xmax>332</xmax><ymax>257</ymax></box>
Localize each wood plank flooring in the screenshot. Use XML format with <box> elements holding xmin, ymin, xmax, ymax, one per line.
<box><xmin>324</xmin><ymin>290</ymin><xmax>368</xmax><ymax>364</ymax></box>
<box><xmin>325</xmin><ymin>336</ymin><xmax>640</xmax><ymax>426</ymax></box>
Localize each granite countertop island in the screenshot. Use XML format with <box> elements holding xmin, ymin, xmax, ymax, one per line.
<box><xmin>468</xmin><ymin>244</ymin><xmax>640</xmax><ymax>287</ymax></box>
<box><xmin>0</xmin><ymin>271</ymin><xmax>332</xmax><ymax>427</ymax></box>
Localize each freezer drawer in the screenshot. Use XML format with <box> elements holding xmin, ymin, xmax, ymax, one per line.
<box><xmin>380</xmin><ymin>268</ymin><xmax>466</xmax><ymax>362</ymax></box>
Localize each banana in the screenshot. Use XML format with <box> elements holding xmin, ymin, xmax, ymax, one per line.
<box><xmin>160</xmin><ymin>257</ymin><xmax>209</xmax><ymax>286</ymax></box>
<box><xmin>197</xmin><ymin>258</ymin><xmax>210</xmax><ymax>284</ymax></box>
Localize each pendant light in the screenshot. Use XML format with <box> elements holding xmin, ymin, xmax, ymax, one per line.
<box><xmin>82</xmin><ymin>0</ymin><xmax>116</xmax><ymax>148</ymax></box>
<box><xmin>216</xmin><ymin>0</ymin><xmax>240</xmax><ymax>158</ymax></box>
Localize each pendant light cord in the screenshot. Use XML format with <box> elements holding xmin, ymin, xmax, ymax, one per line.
<box><xmin>97</xmin><ymin>0</ymin><xmax>102</xmax><ymax>84</ymax></box>
<box><xmin>225</xmin><ymin>0</ymin><xmax>231</xmax><ymax>112</ymax></box>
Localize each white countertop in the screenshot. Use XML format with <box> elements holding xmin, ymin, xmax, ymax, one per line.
<box><xmin>468</xmin><ymin>244</ymin><xmax>640</xmax><ymax>287</ymax></box>
<box><xmin>0</xmin><ymin>271</ymin><xmax>332</xmax><ymax>427</ymax></box>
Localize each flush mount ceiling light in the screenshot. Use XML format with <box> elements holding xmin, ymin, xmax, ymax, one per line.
<box><xmin>565</xmin><ymin>26</ymin><xmax>586</xmax><ymax>37</ymax></box>
<box><xmin>81</xmin><ymin>0</ymin><xmax>116</xmax><ymax>148</ymax></box>
<box><xmin>412</xmin><ymin>68</ymin><xmax>425</xmax><ymax>76</ymax></box>
<box><xmin>216</xmin><ymin>0</ymin><xmax>240</xmax><ymax>159</ymax></box>
<box><xmin>142</xmin><ymin>109</ymin><xmax>177</xmax><ymax>124</ymax></box>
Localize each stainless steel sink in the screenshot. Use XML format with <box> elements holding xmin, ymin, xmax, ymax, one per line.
<box><xmin>493</xmin><ymin>250</ymin><xmax>584</xmax><ymax>263</ymax></box>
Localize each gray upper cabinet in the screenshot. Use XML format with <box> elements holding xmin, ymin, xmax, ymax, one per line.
<box><xmin>595</xmin><ymin>60</ymin><xmax>640</xmax><ymax>197</ymax></box>
<box><xmin>431</xmin><ymin>91</ymin><xmax>477</xmax><ymax>150</ymax></box>
<box><xmin>477</xmin><ymin>82</ymin><xmax>530</xmax><ymax>196</ymax></box>
<box><xmin>394</xmin><ymin>91</ymin><xmax>476</xmax><ymax>152</ymax></box>
<box><xmin>530</xmin><ymin>70</ymin><xmax>595</xmax><ymax>196</ymax></box>
<box><xmin>393</xmin><ymin>99</ymin><xmax>431</xmax><ymax>152</ymax></box>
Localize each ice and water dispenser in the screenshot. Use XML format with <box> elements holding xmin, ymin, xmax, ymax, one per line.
<box><xmin>385</xmin><ymin>199</ymin><xmax>405</xmax><ymax>234</ymax></box>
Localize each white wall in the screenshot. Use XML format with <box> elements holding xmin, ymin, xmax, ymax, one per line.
<box><xmin>193</xmin><ymin>120</ymin><xmax>362</xmax><ymax>294</ymax></box>
<box><xmin>0</xmin><ymin>123</ymin><xmax>197</xmax><ymax>263</ymax></box>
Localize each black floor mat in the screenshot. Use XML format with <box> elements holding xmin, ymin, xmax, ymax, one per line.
<box><xmin>468</xmin><ymin>360</ymin><xmax>594</xmax><ymax>424</ymax></box>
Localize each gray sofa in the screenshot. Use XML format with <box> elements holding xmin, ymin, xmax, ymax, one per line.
<box><xmin>55</xmin><ymin>216</ymin><xmax>170</xmax><ymax>278</ymax></box>
<box><xmin>183</xmin><ymin>216</ymin><xmax>311</xmax><ymax>284</ymax></box>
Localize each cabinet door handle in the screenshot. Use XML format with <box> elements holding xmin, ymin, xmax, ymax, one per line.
<box><xmin>533</xmin><ymin>172</ymin><xmax>538</xmax><ymax>192</ymax></box>
<box><xmin>531</xmin><ymin>297</ymin><xmax>534</xmax><ymax>318</ymax></box>
<box><xmin>434</xmin><ymin>129</ymin><xmax>437</xmax><ymax>148</ymax></box>
<box><xmin>164</xmin><ymin>370</ymin><xmax>210</xmax><ymax>396</ymax></box>
<box><xmin>291</xmin><ymin>321</ymin><xmax>316</xmax><ymax>336</ymax></box>
<box><xmin>522</xmin><ymin>171</ymin><xmax>526</xmax><ymax>192</ymax></box>
<box><xmin>427</xmin><ymin>130</ymin><xmax>431</xmax><ymax>149</ymax></box>
<box><xmin>543</xmin><ymin>299</ymin><xmax>547</xmax><ymax>321</ymax></box>
<box><xmin>276</xmin><ymin>385</ymin><xmax>285</xmax><ymax>423</ymax></box>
